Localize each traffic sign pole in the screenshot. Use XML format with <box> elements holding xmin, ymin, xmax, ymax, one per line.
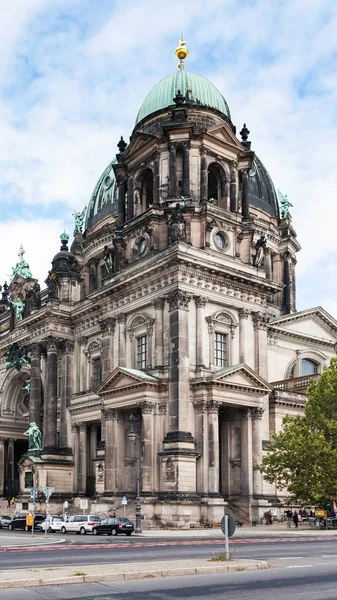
<box><xmin>224</xmin><ymin>515</ymin><xmax>229</xmax><ymax>560</ymax></box>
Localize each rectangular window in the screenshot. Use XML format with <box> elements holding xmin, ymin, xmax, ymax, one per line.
<box><xmin>137</xmin><ymin>335</ymin><xmax>147</xmax><ymax>370</ymax></box>
<box><xmin>215</xmin><ymin>333</ymin><xmax>227</xmax><ymax>367</ymax></box>
<box><xmin>92</xmin><ymin>357</ymin><xmax>102</xmax><ymax>388</ymax></box>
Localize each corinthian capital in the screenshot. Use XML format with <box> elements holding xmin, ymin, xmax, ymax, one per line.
<box><xmin>194</xmin><ymin>295</ymin><xmax>208</xmax><ymax>308</ymax></box>
<box><xmin>99</xmin><ymin>317</ymin><xmax>116</xmax><ymax>336</ymax></box>
<box><xmin>45</xmin><ymin>336</ymin><xmax>59</xmax><ymax>353</ymax></box>
<box><xmin>167</xmin><ymin>290</ymin><xmax>191</xmax><ymax>311</ymax></box>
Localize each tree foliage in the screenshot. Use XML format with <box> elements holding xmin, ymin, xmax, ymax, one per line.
<box><xmin>260</xmin><ymin>357</ymin><xmax>337</xmax><ymax>506</ymax></box>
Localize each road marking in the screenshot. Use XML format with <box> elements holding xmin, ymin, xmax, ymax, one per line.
<box><xmin>278</xmin><ymin>557</ymin><xmax>303</xmax><ymax>560</ymax></box>
<box><xmin>286</xmin><ymin>565</ymin><xmax>313</xmax><ymax>568</ymax></box>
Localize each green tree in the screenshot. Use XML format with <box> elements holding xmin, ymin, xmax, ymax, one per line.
<box><xmin>260</xmin><ymin>357</ymin><xmax>337</xmax><ymax>506</ymax></box>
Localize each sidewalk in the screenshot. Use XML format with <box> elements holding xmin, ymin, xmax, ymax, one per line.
<box><xmin>0</xmin><ymin>558</ymin><xmax>268</xmax><ymax>590</ymax></box>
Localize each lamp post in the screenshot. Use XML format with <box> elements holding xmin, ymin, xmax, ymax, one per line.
<box><xmin>128</xmin><ymin>414</ymin><xmax>142</xmax><ymax>533</ymax></box>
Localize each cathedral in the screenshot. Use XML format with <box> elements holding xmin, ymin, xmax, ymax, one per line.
<box><xmin>0</xmin><ymin>41</ymin><xmax>336</xmax><ymax>526</ymax></box>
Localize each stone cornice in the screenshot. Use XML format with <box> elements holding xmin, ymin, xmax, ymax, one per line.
<box><xmin>268</xmin><ymin>325</ymin><xmax>336</xmax><ymax>347</ymax></box>
<box><xmin>191</xmin><ymin>379</ymin><xmax>268</xmax><ymax>396</ymax></box>
<box><xmin>269</xmin><ymin>389</ymin><xmax>306</xmax><ymax>409</ymax></box>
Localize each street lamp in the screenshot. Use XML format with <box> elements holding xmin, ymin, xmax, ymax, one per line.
<box><xmin>128</xmin><ymin>414</ymin><xmax>142</xmax><ymax>533</ymax></box>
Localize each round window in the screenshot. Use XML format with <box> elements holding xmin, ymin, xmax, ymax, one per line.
<box><xmin>215</xmin><ymin>231</ymin><xmax>227</xmax><ymax>250</ymax></box>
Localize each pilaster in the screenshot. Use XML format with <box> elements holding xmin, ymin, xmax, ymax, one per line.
<box><xmin>78</xmin><ymin>422</ymin><xmax>87</xmax><ymax>495</ymax></box>
<box><xmin>29</xmin><ymin>343</ymin><xmax>42</xmax><ymax>427</ymax></box>
<box><xmin>153</xmin><ymin>297</ymin><xmax>165</xmax><ymax>368</ymax></box>
<box><xmin>251</xmin><ymin>407</ymin><xmax>264</xmax><ymax>496</ymax></box>
<box><xmin>194</xmin><ymin>295</ymin><xmax>207</xmax><ymax>368</ymax></box>
<box><xmin>100</xmin><ymin>317</ymin><xmax>116</xmax><ymax>381</ymax></box>
<box><xmin>141</xmin><ymin>402</ymin><xmax>155</xmax><ymax>493</ymax></box>
<box><xmin>43</xmin><ymin>336</ymin><xmax>59</xmax><ymax>449</ymax></box>
<box><xmin>117</xmin><ymin>313</ymin><xmax>127</xmax><ymax>368</ymax></box>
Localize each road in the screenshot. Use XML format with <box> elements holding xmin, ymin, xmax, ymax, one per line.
<box><xmin>0</xmin><ymin>533</ymin><xmax>336</xmax><ymax>569</ymax></box>
<box><xmin>2</xmin><ymin>560</ymin><xmax>337</xmax><ymax>600</ymax></box>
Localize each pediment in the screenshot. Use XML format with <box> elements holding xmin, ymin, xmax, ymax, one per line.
<box><xmin>205</xmin><ymin>124</ymin><xmax>244</xmax><ymax>151</ymax></box>
<box><xmin>125</xmin><ymin>133</ymin><xmax>156</xmax><ymax>158</ymax></box>
<box><xmin>270</xmin><ymin>307</ymin><xmax>337</xmax><ymax>342</ymax></box>
<box><xmin>96</xmin><ymin>367</ymin><xmax>161</xmax><ymax>397</ymax></box>
<box><xmin>207</xmin><ymin>363</ymin><xmax>270</xmax><ymax>392</ymax></box>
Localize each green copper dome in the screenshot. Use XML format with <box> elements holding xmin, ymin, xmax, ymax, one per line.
<box><xmin>135</xmin><ymin>68</ymin><xmax>231</xmax><ymax>125</ymax></box>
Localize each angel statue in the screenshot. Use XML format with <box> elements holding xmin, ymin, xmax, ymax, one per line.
<box><xmin>24</xmin><ymin>422</ymin><xmax>42</xmax><ymax>451</ymax></box>
<box><xmin>278</xmin><ymin>189</ymin><xmax>293</xmax><ymax>219</ymax></box>
<box><xmin>22</xmin><ymin>379</ymin><xmax>31</xmax><ymax>394</ymax></box>
<box><xmin>72</xmin><ymin>208</ymin><xmax>86</xmax><ymax>234</ymax></box>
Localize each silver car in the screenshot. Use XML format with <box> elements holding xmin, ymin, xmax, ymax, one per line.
<box><xmin>61</xmin><ymin>514</ymin><xmax>101</xmax><ymax>535</ymax></box>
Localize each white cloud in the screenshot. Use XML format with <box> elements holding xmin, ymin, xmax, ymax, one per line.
<box><xmin>0</xmin><ymin>0</ymin><xmax>336</xmax><ymax>317</ymax></box>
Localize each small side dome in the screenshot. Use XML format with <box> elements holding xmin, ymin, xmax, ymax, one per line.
<box><xmin>135</xmin><ymin>69</ymin><xmax>231</xmax><ymax>126</ymax></box>
<box><xmin>85</xmin><ymin>159</ymin><xmax>118</xmax><ymax>230</ymax></box>
<box><xmin>248</xmin><ymin>156</ymin><xmax>279</xmax><ymax>217</ymax></box>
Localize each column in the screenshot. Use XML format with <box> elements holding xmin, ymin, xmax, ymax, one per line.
<box><xmin>253</xmin><ymin>312</ymin><xmax>269</xmax><ymax>380</ymax></box>
<box><xmin>89</xmin><ymin>424</ymin><xmax>98</xmax><ymax>476</ymax></box>
<box><xmin>104</xmin><ymin>410</ymin><xmax>114</xmax><ymax>493</ymax></box>
<box><xmin>60</xmin><ymin>340</ymin><xmax>74</xmax><ymax>448</ymax></box>
<box><xmin>200</xmin><ymin>147</ymin><xmax>208</xmax><ymax>201</ymax></box>
<box><xmin>241</xmin><ymin>169</ymin><xmax>249</xmax><ymax>220</ymax></box>
<box><xmin>117</xmin><ymin>177</ymin><xmax>126</xmax><ymax>226</ymax></box>
<box><xmin>265</xmin><ymin>247</ymin><xmax>272</xmax><ymax>280</ymax></box>
<box><xmin>194</xmin><ymin>401</ymin><xmax>208</xmax><ymax>494</ymax></box>
<box><xmin>169</xmin><ymin>144</ymin><xmax>177</xmax><ymax>197</ymax></box>
<box><xmin>194</xmin><ymin>295</ymin><xmax>207</xmax><ymax>368</ymax></box>
<box><xmin>230</xmin><ymin>161</ymin><xmax>237</xmax><ymax>212</ymax></box>
<box><xmin>238</xmin><ymin>308</ymin><xmax>250</xmax><ymax>364</ymax></box>
<box><xmin>153</xmin><ymin>151</ymin><xmax>160</xmax><ymax>205</ymax></box>
<box><xmin>7</xmin><ymin>439</ymin><xmax>15</xmax><ymax>482</ymax></box>
<box><xmin>240</xmin><ymin>408</ymin><xmax>253</xmax><ymax>500</ymax></box>
<box><xmin>283</xmin><ymin>252</ymin><xmax>291</xmax><ymax>314</ymax></box>
<box><xmin>127</xmin><ymin>174</ymin><xmax>134</xmax><ymax>221</ymax></box>
<box><xmin>0</xmin><ymin>438</ymin><xmax>5</xmax><ymax>497</ymax></box>
<box><xmin>77</xmin><ymin>337</ymin><xmax>87</xmax><ymax>393</ymax></box>
<box><xmin>141</xmin><ymin>402</ymin><xmax>155</xmax><ymax>492</ymax></box>
<box><xmin>100</xmin><ymin>317</ymin><xmax>116</xmax><ymax>381</ymax></box>
<box><xmin>208</xmin><ymin>401</ymin><xmax>221</xmax><ymax>494</ymax></box>
<box><xmin>153</xmin><ymin>297</ymin><xmax>165</xmax><ymax>369</ymax></box>
<box><xmin>182</xmin><ymin>143</ymin><xmax>190</xmax><ymax>196</ymax></box>
<box><xmin>78</xmin><ymin>422</ymin><xmax>87</xmax><ymax>495</ymax></box>
<box><xmin>43</xmin><ymin>336</ymin><xmax>58</xmax><ymax>449</ymax></box>
<box><xmin>118</xmin><ymin>313</ymin><xmax>127</xmax><ymax>367</ymax></box>
<box><xmin>166</xmin><ymin>290</ymin><xmax>192</xmax><ymax>435</ymax></box>
<box><xmin>29</xmin><ymin>343</ymin><xmax>42</xmax><ymax>427</ymax></box>
<box><xmin>72</xmin><ymin>424</ymin><xmax>79</xmax><ymax>494</ymax></box>
<box><xmin>251</xmin><ymin>407</ymin><xmax>264</xmax><ymax>496</ymax></box>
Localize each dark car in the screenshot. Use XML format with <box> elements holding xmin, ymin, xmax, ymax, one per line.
<box><xmin>8</xmin><ymin>512</ymin><xmax>46</xmax><ymax>531</ymax></box>
<box><xmin>92</xmin><ymin>517</ymin><xmax>134</xmax><ymax>536</ymax></box>
<box><xmin>0</xmin><ymin>516</ymin><xmax>12</xmax><ymax>529</ymax></box>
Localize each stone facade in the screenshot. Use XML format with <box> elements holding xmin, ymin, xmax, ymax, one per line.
<box><xmin>0</xmin><ymin>58</ymin><xmax>336</xmax><ymax>526</ymax></box>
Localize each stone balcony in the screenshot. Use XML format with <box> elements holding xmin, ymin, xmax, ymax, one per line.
<box><xmin>270</xmin><ymin>373</ymin><xmax>320</xmax><ymax>394</ymax></box>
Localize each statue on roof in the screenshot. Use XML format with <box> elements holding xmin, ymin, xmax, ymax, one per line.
<box><xmin>278</xmin><ymin>190</ymin><xmax>293</xmax><ymax>219</ymax></box>
<box><xmin>9</xmin><ymin>297</ymin><xmax>25</xmax><ymax>321</ymax></box>
<box><xmin>10</xmin><ymin>245</ymin><xmax>32</xmax><ymax>281</ymax></box>
<box><xmin>253</xmin><ymin>234</ymin><xmax>267</xmax><ymax>267</ymax></box>
<box><xmin>168</xmin><ymin>203</ymin><xmax>186</xmax><ymax>242</ymax></box>
<box><xmin>72</xmin><ymin>208</ymin><xmax>86</xmax><ymax>234</ymax></box>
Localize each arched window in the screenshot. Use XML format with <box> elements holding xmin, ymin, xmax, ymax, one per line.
<box><xmin>139</xmin><ymin>169</ymin><xmax>153</xmax><ymax>210</ymax></box>
<box><xmin>301</xmin><ymin>358</ymin><xmax>318</xmax><ymax>376</ymax></box>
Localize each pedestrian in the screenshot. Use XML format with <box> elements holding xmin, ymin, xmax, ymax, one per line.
<box><xmin>7</xmin><ymin>497</ymin><xmax>10</xmax><ymax>508</ymax></box>
<box><xmin>286</xmin><ymin>508</ymin><xmax>293</xmax><ymax>528</ymax></box>
<box><xmin>293</xmin><ymin>511</ymin><xmax>299</xmax><ymax>528</ymax></box>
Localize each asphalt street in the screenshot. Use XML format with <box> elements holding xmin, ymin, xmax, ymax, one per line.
<box><xmin>0</xmin><ymin>535</ymin><xmax>337</xmax><ymax>569</ymax></box>
<box><xmin>1</xmin><ymin>562</ymin><xmax>337</xmax><ymax>600</ymax></box>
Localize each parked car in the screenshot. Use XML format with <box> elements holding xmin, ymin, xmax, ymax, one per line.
<box><xmin>92</xmin><ymin>517</ymin><xmax>134</xmax><ymax>536</ymax></box>
<box><xmin>8</xmin><ymin>512</ymin><xmax>46</xmax><ymax>531</ymax></box>
<box><xmin>0</xmin><ymin>515</ymin><xmax>12</xmax><ymax>529</ymax></box>
<box><xmin>36</xmin><ymin>516</ymin><xmax>65</xmax><ymax>533</ymax></box>
<box><xmin>60</xmin><ymin>514</ymin><xmax>101</xmax><ymax>535</ymax></box>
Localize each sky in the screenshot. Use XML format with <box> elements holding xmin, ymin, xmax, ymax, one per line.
<box><xmin>0</xmin><ymin>0</ymin><xmax>336</xmax><ymax>317</ymax></box>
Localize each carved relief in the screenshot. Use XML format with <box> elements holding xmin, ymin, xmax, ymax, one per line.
<box><xmin>99</xmin><ymin>317</ymin><xmax>116</xmax><ymax>336</ymax></box>
<box><xmin>165</xmin><ymin>457</ymin><xmax>176</xmax><ymax>482</ymax></box>
<box><xmin>97</xmin><ymin>462</ymin><xmax>104</xmax><ymax>483</ymax></box>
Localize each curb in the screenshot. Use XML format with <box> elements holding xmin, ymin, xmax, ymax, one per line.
<box><xmin>0</xmin><ymin>561</ymin><xmax>268</xmax><ymax>589</ymax></box>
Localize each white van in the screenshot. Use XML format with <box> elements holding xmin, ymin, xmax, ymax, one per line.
<box><xmin>61</xmin><ymin>514</ymin><xmax>101</xmax><ymax>535</ymax></box>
